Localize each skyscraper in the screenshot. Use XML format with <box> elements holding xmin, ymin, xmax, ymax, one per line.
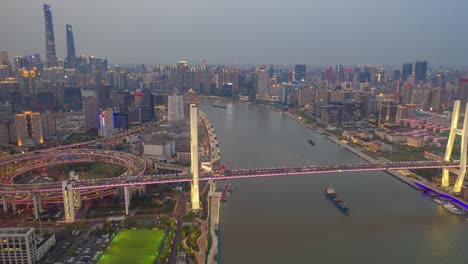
<box><xmin>402</xmin><ymin>63</ymin><xmax>412</xmax><ymax>82</ymax></box>
<box><xmin>0</xmin><ymin>52</ymin><xmax>9</xmax><ymax>65</ymax></box>
<box><xmin>43</xmin><ymin>4</ymin><xmax>57</xmax><ymax>66</ymax></box>
<box><xmin>457</xmin><ymin>79</ymin><xmax>468</xmax><ymax>108</ymax></box>
<box><xmin>256</xmin><ymin>65</ymin><xmax>269</xmax><ymax>100</ymax></box>
<box><xmin>99</xmin><ymin>109</ymin><xmax>116</xmax><ymax>137</ymax></box>
<box><xmin>65</xmin><ymin>24</ymin><xmax>76</xmax><ymax>68</ymax></box>
<box><xmin>168</xmin><ymin>95</ymin><xmax>184</xmax><ymax>121</ymax></box>
<box><xmin>414</xmin><ymin>61</ymin><xmax>428</xmax><ymax>83</ymax></box>
<box><xmin>0</xmin><ymin>77</ymin><xmax>19</xmax><ymax>103</ymax></box>
<box><xmin>83</xmin><ymin>96</ymin><xmax>100</xmax><ymax>131</ymax></box>
<box><xmin>295</xmin><ymin>64</ymin><xmax>306</xmax><ymax>81</ymax></box>
<box><xmin>14</xmin><ymin>111</ymin><xmax>43</xmax><ymax>147</ymax></box>
<box><xmin>66</xmin><ymin>25</ymin><xmax>76</xmax><ymax>59</ymax></box>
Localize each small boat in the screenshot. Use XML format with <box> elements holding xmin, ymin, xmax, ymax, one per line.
<box><xmin>213</xmin><ymin>104</ymin><xmax>227</xmax><ymax>109</ymax></box>
<box><xmin>442</xmin><ymin>203</ymin><xmax>464</xmax><ymax>215</ymax></box>
<box><xmin>308</xmin><ymin>139</ymin><xmax>315</xmax><ymax>146</ymax></box>
<box><xmin>433</xmin><ymin>197</ymin><xmax>444</xmax><ymax>205</ymax></box>
<box><xmin>325</xmin><ymin>186</ymin><xmax>349</xmax><ymax>212</ymax></box>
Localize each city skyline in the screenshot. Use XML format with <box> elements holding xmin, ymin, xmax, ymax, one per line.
<box><xmin>0</xmin><ymin>0</ymin><xmax>467</xmax><ymax>66</ymax></box>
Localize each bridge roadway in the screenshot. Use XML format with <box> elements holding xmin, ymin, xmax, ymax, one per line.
<box><xmin>0</xmin><ymin>160</ymin><xmax>458</xmax><ymax>194</ymax></box>
<box><xmin>44</xmin><ymin>120</ymin><xmax>160</xmax><ymax>151</ymax></box>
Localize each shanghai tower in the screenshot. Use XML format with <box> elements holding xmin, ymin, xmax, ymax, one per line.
<box><xmin>43</xmin><ymin>4</ymin><xmax>57</xmax><ymax>66</ymax></box>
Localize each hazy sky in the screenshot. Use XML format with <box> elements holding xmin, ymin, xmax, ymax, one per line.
<box><xmin>1</xmin><ymin>0</ymin><xmax>467</xmax><ymax>65</ymax></box>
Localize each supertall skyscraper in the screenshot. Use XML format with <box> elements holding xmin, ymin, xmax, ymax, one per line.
<box><xmin>66</xmin><ymin>24</ymin><xmax>76</xmax><ymax>59</ymax></box>
<box><xmin>43</xmin><ymin>4</ymin><xmax>57</xmax><ymax>66</ymax></box>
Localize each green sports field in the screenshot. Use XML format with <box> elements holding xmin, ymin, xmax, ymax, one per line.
<box><xmin>98</xmin><ymin>229</ymin><xmax>166</xmax><ymax>264</ymax></box>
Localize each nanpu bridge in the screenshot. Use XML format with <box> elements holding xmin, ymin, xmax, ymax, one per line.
<box><xmin>0</xmin><ymin>101</ymin><xmax>467</xmax><ymax>222</ymax></box>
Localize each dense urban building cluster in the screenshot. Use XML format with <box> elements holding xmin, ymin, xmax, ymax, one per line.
<box><xmin>0</xmin><ymin>6</ymin><xmax>466</xmax><ymax>154</ymax></box>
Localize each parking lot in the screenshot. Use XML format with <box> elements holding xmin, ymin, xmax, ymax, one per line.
<box><xmin>60</xmin><ymin>233</ymin><xmax>111</xmax><ymax>264</ymax></box>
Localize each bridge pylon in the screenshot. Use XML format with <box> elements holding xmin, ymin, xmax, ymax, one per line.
<box><xmin>62</xmin><ymin>181</ymin><xmax>75</xmax><ymax>222</ymax></box>
<box><xmin>190</xmin><ymin>103</ymin><xmax>200</xmax><ymax>211</ymax></box>
<box><xmin>443</xmin><ymin>100</ymin><xmax>468</xmax><ymax>193</ymax></box>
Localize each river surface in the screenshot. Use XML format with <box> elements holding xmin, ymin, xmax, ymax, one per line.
<box><xmin>199</xmin><ymin>99</ymin><xmax>468</xmax><ymax>264</ymax></box>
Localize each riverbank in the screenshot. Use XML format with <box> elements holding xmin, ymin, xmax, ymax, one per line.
<box><xmin>255</xmin><ymin>101</ymin><xmax>468</xmax><ymax>209</ymax></box>
<box><xmin>199</xmin><ymin>111</ymin><xmax>221</xmax><ymax>164</ymax></box>
<box><xmin>198</xmin><ymin>110</ymin><xmax>221</xmax><ymax>263</ymax></box>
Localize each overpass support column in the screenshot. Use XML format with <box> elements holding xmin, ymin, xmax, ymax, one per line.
<box><xmin>454</xmin><ymin>102</ymin><xmax>468</xmax><ymax>193</ymax></box>
<box><xmin>443</xmin><ymin>100</ymin><xmax>460</xmax><ymax>188</ymax></box>
<box><xmin>2</xmin><ymin>195</ymin><xmax>8</xmax><ymax>214</ymax></box>
<box><xmin>124</xmin><ymin>186</ymin><xmax>130</xmax><ymax>216</ymax></box>
<box><xmin>190</xmin><ymin>104</ymin><xmax>200</xmax><ymax>211</ymax></box>
<box><xmin>32</xmin><ymin>193</ymin><xmax>39</xmax><ymax>220</ymax></box>
<box><xmin>11</xmin><ymin>195</ymin><xmax>16</xmax><ymax>213</ymax></box>
<box><xmin>100</xmin><ymin>190</ymin><xmax>104</xmax><ymax>200</ymax></box>
<box><xmin>62</xmin><ymin>181</ymin><xmax>75</xmax><ymax>223</ymax></box>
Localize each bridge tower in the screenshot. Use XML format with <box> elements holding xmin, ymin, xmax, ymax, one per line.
<box><xmin>190</xmin><ymin>103</ymin><xmax>201</xmax><ymax>211</ymax></box>
<box><xmin>443</xmin><ymin>100</ymin><xmax>468</xmax><ymax>193</ymax></box>
<box><xmin>62</xmin><ymin>181</ymin><xmax>75</xmax><ymax>222</ymax></box>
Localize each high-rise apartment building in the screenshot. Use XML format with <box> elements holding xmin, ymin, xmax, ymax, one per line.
<box><xmin>295</xmin><ymin>64</ymin><xmax>306</xmax><ymax>81</ymax></box>
<box><xmin>83</xmin><ymin>96</ymin><xmax>100</xmax><ymax>131</ymax></box>
<box><xmin>256</xmin><ymin>65</ymin><xmax>269</xmax><ymax>100</ymax></box>
<box><xmin>298</xmin><ymin>87</ymin><xmax>312</xmax><ymax>106</ymax></box>
<box><xmin>168</xmin><ymin>95</ymin><xmax>184</xmax><ymax>121</ymax></box>
<box><xmin>0</xmin><ymin>77</ymin><xmax>19</xmax><ymax>103</ymax></box>
<box><xmin>41</xmin><ymin>110</ymin><xmax>56</xmax><ymax>139</ymax></box>
<box><xmin>379</xmin><ymin>102</ymin><xmax>398</xmax><ymax>126</ymax></box>
<box><xmin>43</xmin><ymin>4</ymin><xmax>57</xmax><ymax>66</ymax></box>
<box><xmin>402</xmin><ymin>63</ymin><xmax>412</xmax><ymax>82</ymax></box>
<box><xmin>457</xmin><ymin>78</ymin><xmax>468</xmax><ymax>108</ymax></box>
<box><xmin>0</xmin><ymin>52</ymin><xmax>9</xmax><ymax>65</ymax></box>
<box><xmin>414</xmin><ymin>61</ymin><xmax>428</xmax><ymax>83</ymax></box>
<box><xmin>112</xmin><ymin>92</ymin><xmax>134</xmax><ymax>114</ymax></box>
<box><xmin>99</xmin><ymin>109</ymin><xmax>116</xmax><ymax>137</ymax></box>
<box><xmin>430</xmin><ymin>87</ymin><xmax>442</xmax><ymax>112</ymax></box>
<box><xmin>401</xmin><ymin>83</ymin><xmax>414</xmax><ymax>105</ymax></box>
<box><xmin>97</xmin><ymin>84</ymin><xmax>111</xmax><ymax>109</ymax></box>
<box><xmin>14</xmin><ymin>111</ymin><xmax>43</xmax><ymax>147</ymax></box>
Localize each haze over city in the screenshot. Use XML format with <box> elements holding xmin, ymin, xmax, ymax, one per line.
<box><xmin>1</xmin><ymin>0</ymin><xmax>468</xmax><ymax>65</ymax></box>
<box><xmin>3</xmin><ymin>1</ymin><xmax>468</xmax><ymax>264</ymax></box>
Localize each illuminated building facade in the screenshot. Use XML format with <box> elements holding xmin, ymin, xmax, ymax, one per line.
<box><xmin>0</xmin><ymin>228</ymin><xmax>37</xmax><ymax>264</ymax></box>
<box><xmin>0</xmin><ymin>77</ymin><xmax>19</xmax><ymax>103</ymax></box>
<box><xmin>14</xmin><ymin>111</ymin><xmax>43</xmax><ymax>147</ymax></box>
